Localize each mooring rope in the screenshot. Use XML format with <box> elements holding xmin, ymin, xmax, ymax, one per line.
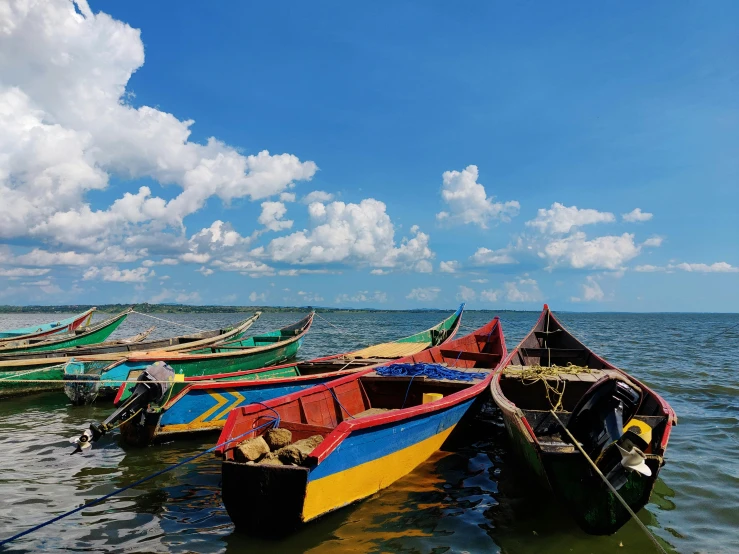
<box><xmin>0</xmin><ymin>418</ymin><xmax>278</xmax><ymax>548</ymax></box>
<box><xmin>130</xmin><ymin>310</ymin><xmax>206</xmax><ymax>332</ymax></box>
<box><xmin>0</xmin><ymin>364</ymin><xmax>67</xmax><ymax>381</ymax></box>
<box><xmin>312</xmin><ymin>313</ymin><xmax>372</xmax><ymax>348</ymax></box>
<box><xmin>549</xmin><ymin>411</ymin><xmax>668</xmax><ymax>554</ymax></box>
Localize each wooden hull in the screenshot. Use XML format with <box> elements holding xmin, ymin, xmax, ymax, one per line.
<box><xmin>222</xmin><ymin>399</ymin><xmax>473</xmax><ymax>533</ymax></box>
<box><xmin>0</xmin><ymin>310</ymin><xmax>129</xmax><ymax>354</ymax></box>
<box><xmin>0</xmin><ymin>313</ymin><xmax>261</xmax><ymax>398</ymax></box>
<box><xmin>0</xmin><ymin>308</ymin><xmax>95</xmax><ymax>340</ymax></box>
<box><xmin>217</xmin><ymin>316</ymin><xmax>506</xmax><ymax>535</ymax></box>
<box><xmin>119</xmin><ymin>307</ymin><xmax>466</xmax><ymax>445</ymax></box>
<box><xmin>69</xmin><ymin>313</ymin><xmax>314</xmax><ymax>403</ymax></box>
<box><xmin>0</xmin><ymin>312</ymin><xmax>259</xmax><ymax>363</ymax></box>
<box><xmin>491</xmin><ymin>305</ymin><xmax>676</xmax><ymax>535</ymax></box>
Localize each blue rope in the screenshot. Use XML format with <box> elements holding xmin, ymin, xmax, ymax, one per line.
<box><xmin>0</xmin><ymin>418</ymin><xmax>278</xmax><ymax>548</ymax></box>
<box><xmin>250</xmin><ymin>401</ymin><xmax>281</xmax><ymax>428</ymax></box>
<box><xmin>319</xmin><ymin>383</ymin><xmax>356</xmax><ymax>419</ymax></box>
<box><xmin>375</xmin><ymin>363</ymin><xmax>488</xmax><ymax>382</ymax></box>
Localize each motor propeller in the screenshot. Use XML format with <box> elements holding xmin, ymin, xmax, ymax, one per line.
<box><xmin>69</xmin><ymin>361</ymin><xmax>176</xmax><ymax>455</ymax></box>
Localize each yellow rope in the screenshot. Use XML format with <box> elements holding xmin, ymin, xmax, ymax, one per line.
<box><xmin>108</xmin><ymin>408</ymin><xmax>143</xmax><ymax>431</ymax></box>
<box><xmin>504</xmin><ymin>363</ymin><xmax>593</xmax><ymax>412</ymax></box>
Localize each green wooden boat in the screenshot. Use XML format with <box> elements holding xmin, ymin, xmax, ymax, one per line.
<box><xmin>0</xmin><ymin>307</ymin><xmax>96</xmax><ymax>341</ymax></box>
<box><xmin>0</xmin><ymin>313</ymin><xmax>261</xmax><ymax>398</ymax></box>
<box><xmin>69</xmin><ymin>305</ymin><xmax>465</xmax><ymax>447</ymax></box>
<box><xmin>63</xmin><ymin>313</ymin><xmax>315</xmax><ymax>405</ymax></box>
<box><xmin>490</xmin><ymin>305</ymin><xmax>676</xmax><ymax>535</ymax></box>
<box><xmin>0</xmin><ymin>309</ymin><xmax>131</xmax><ymax>354</ymax></box>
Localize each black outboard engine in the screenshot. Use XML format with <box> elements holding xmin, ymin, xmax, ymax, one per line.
<box><xmin>70</xmin><ymin>362</ymin><xmax>175</xmax><ymax>454</ymax></box>
<box><xmin>566</xmin><ymin>376</ymin><xmax>642</xmax><ymax>459</ymax></box>
<box><xmin>565</xmin><ymin>376</ymin><xmax>652</xmax><ymax>489</ymax></box>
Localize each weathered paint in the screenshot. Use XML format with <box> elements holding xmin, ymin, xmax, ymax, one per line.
<box><xmin>0</xmin><ymin>308</ymin><xmax>95</xmax><ymax>340</ymax></box>
<box><xmin>0</xmin><ymin>311</ymin><xmax>129</xmax><ymax>354</ymax></box>
<box><xmin>301</xmin><ymin>401</ymin><xmax>471</xmax><ymax>522</ymax></box>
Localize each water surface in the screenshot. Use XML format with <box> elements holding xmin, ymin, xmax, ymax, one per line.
<box><xmin>0</xmin><ymin>310</ymin><xmax>736</xmax><ymax>553</ymax></box>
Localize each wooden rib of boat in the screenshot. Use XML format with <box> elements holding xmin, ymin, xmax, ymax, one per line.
<box><xmin>115</xmin><ymin>305</ymin><xmax>465</xmax><ymax>445</ymax></box>
<box><xmin>0</xmin><ymin>308</ymin><xmax>95</xmax><ymax>342</ymax></box>
<box><xmin>0</xmin><ymin>313</ymin><xmax>261</xmax><ymax>398</ymax></box>
<box><xmin>490</xmin><ymin>304</ymin><xmax>676</xmax><ymax>535</ymax></box>
<box><xmin>215</xmin><ymin>316</ymin><xmax>506</xmax><ymax>535</ymax></box>
<box><xmin>0</xmin><ymin>308</ymin><xmax>131</xmax><ymax>354</ymax></box>
<box><xmin>64</xmin><ymin>313</ymin><xmax>315</xmax><ymax>404</ymax></box>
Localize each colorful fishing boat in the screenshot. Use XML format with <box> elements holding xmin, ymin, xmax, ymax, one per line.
<box><xmin>0</xmin><ymin>308</ymin><xmax>95</xmax><ymax>341</ymax></box>
<box><xmin>490</xmin><ymin>305</ymin><xmax>676</xmax><ymax>535</ymax></box>
<box><xmin>106</xmin><ymin>305</ymin><xmax>465</xmax><ymax>445</ymax></box>
<box><xmin>0</xmin><ymin>313</ymin><xmax>261</xmax><ymax>398</ymax></box>
<box><xmin>214</xmin><ymin>316</ymin><xmax>506</xmax><ymax>534</ymax></box>
<box><xmin>0</xmin><ymin>309</ymin><xmax>131</xmax><ymax>354</ymax></box>
<box><xmin>64</xmin><ymin>313</ymin><xmax>315</xmax><ymax>405</ymax></box>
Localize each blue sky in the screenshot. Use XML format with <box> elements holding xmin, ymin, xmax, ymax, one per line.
<box><xmin>0</xmin><ymin>0</ymin><xmax>737</xmax><ymax>311</ymax></box>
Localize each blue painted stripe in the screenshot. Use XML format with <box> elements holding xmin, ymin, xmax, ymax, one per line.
<box><xmin>308</xmin><ymin>398</ymin><xmax>474</xmax><ymax>481</ymax></box>
<box><xmin>159</xmin><ymin>376</ymin><xmax>339</xmax><ymax>427</ymax></box>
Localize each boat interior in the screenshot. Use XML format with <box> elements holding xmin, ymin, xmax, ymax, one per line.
<box><xmin>222</xmin><ymin>327</ymin><xmax>506</xmax><ymax>462</ymax></box>
<box><xmin>498</xmin><ymin>313</ymin><xmax>669</xmax><ymax>454</ymax></box>
<box><xmin>222</xmin><ymin>374</ymin><xmax>476</xmax><ymax>462</ymax></box>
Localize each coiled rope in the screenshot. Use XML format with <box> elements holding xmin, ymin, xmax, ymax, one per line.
<box><xmin>505</xmin><ymin>363</ymin><xmax>593</xmax><ymax>412</ymax></box>
<box><xmin>0</xmin><ymin>418</ymin><xmax>279</xmax><ymax>548</ymax></box>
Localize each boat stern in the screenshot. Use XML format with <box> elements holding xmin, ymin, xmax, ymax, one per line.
<box><xmin>221</xmin><ymin>460</ymin><xmax>310</xmax><ymax>535</ymax></box>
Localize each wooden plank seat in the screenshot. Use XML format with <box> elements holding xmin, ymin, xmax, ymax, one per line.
<box><xmin>438</xmin><ymin>349</ymin><xmax>502</xmax><ymax>364</ymax></box>
<box><xmin>517</xmin><ymin>347</ymin><xmax>589</xmax><ymax>359</ymax></box>
<box><xmin>503</xmin><ymin>365</ymin><xmax>620</xmax><ymax>383</ymax></box>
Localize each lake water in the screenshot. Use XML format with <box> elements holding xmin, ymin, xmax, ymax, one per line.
<box><xmin>0</xmin><ymin>310</ymin><xmax>736</xmax><ymax>553</ymax></box>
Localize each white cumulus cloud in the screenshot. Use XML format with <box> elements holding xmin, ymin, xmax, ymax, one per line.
<box><xmin>436</xmin><ymin>165</ymin><xmax>519</xmax><ymax>228</ymax></box>
<box><xmin>302</xmin><ymin>190</ymin><xmax>334</xmax><ymax>204</ymax></box>
<box><xmin>541</xmin><ymin>232</ymin><xmax>641</xmax><ymax>270</ymax></box>
<box><xmin>673</xmin><ymin>262</ymin><xmax>738</xmax><ymax>273</ymax></box>
<box><xmin>439</xmin><ymin>260</ymin><xmax>459</xmax><ymax>273</ymax></box>
<box><xmin>526</xmin><ymin>203</ymin><xmax>615</xmax><ymax>235</ymax></box>
<box><xmin>623</xmin><ymin>208</ymin><xmax>653</xmax><ymax>222</ymax></box>
<box><xmin>571</xmin><ymin>276</ymin><xmax>604</xmax><ymax>302</ymax></box>
<box><xmin>470</xmin><ymin>247</ymin><xmax>516</xmax><ymax>265</ymax></box>
<box><xmin>258</xmin><ymin>201</ymin><xmax>293</xmax><ymax>232</ymax></box>
<box><xmin>83</xmin><ymin>265</ymin><xmax>154</xmax><ymax>283</ymax></box>
<box><xmin>456</xmin><ymin>285</ymin><xmax>476</xmax><ymax>302</ymax></box>
<box><xmin>263</xmin><ymin>199</ymin><xmax>433</xmax><ymax>272</ymax></box>
<box><xmin>335</xmin><ymin>291</ymin><xmax>387</xmax><ymax>303</ymax></box>
<box><xmin>504</xmin><ymin>278</ymin><xmax>542</xmax><ymax>302</ymax></box>
<box><xmin>0</xmin><ymin>0</ymin><xmax>316</xmax><ymax>265</ymax></box>
<box><xmin>406</xmin><ymin>287</ymin><xmax>441</xmax><ymax>302</ymax></box>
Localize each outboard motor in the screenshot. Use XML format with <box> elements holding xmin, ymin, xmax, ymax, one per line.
<box><xmin>70</xmin><ymin>362</ymin><xmax>175</xmax><ymax>454</ymax></box>
<box><xmin>565</xmin><ymin>376</ymin><xmax>650</xmax><ymax>489</ymax></box>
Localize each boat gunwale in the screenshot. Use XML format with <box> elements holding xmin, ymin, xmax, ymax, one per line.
<box><xmin>161</xmin><ymin>307</ymin><xmax>468</xmax><ymax>413</ymax></box>
<box><xmin>0</xmin><ymin>307</ymin><xmax>96</xmax><ymax>342</ymax></box>
<box><xmin>0</xmin><ymin>308</ymin><xmax>131</xmax><ymax>352</ymax></box>
<box><xmin>490</xmin><ymin>304</ymin><xmax>676</xmax><ymax>450</ymax></box>
<box><xmin>216</xmin><ymin>317</ymin><xmax>506</xmax><ymax>461</ymax></box>
<box><xmin>108</xmin><ymin>313</ymin><xmax>314</xmax><ymax>404</ymax></box>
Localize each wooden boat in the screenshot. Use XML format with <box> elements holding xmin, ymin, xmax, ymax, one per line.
<box><xmin>215</xmin><ymin>316</ymin><xmax>506</xmax><ymax>534</ymax></box>
<box><xmin>64</xmin><ymin>313</ymin><xmax>315</xmax><ymax>405</ymax></box>
<box><xmin>0</xmin><ymin>308</ymin><xmax>95</xmax><ymax>342</ymax></box>
<box><xmin>490</xmin><ymin>305</ymin><xmax>676</xmax><ymax>535</ymax></box>
<box><xmin>0</xmin><ymin>313</ymin><xmax>261</xmax><ymax>398</ymax></box>
<box><xmin>114</xmin><ymin>306</ymin><xmax>465</xmax><ymax>445</ymax></box>
<box><xmin>0</xmin><ymin>308</ymin><xmax>131</xmax><ymax>354</ymax></box>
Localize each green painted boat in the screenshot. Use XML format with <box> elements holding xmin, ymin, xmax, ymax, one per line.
<box><xmin>119</xmin><ymin>305</ymin><xmax>465</xmax><ymax>445</ymax></box>
<box><xmin>0</xmin><ymin>313</ymin><xmax>262</xmax><ymax>398</ymax></box>
<box><xmin>64</xmin><ymin>313</ymin><xmax>315</xmax><ymax>405</ymax></box>
<box><xmin>0</xmin><ymin>309</ymin><xmax>131</xmax><ymax>354</ymax></box>
<box><xmin>0</xmin><ymin>307</ymin><xmax>96</xmax><ymax>341</ymax></box>
<box><xmin>490</xmin><ymin>305</ymin><xmax>676</xmax><ymax>535</ymax></box>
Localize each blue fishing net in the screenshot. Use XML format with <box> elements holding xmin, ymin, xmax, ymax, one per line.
<box><xmin>375</xmin><ymin>363</ymin><xmax>487</xmax><ymax>382</ymax></box>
